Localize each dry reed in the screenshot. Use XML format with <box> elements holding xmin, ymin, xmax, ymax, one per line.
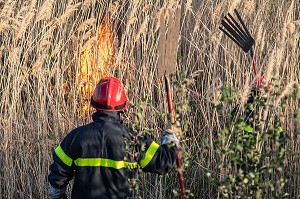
<box><xmin>0</xmin><ymin>0</ymin><xmax>299</xmax><ymax>198</ymax></box>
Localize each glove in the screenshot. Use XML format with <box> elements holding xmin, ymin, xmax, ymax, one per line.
<box><xmin>165</xmin><ymin>121</ymin><xmax>183</xmax><ymax>137</ymax></box>
<box><xmin>49</xmin><ymin>185</ymin><xmax>68</xmax><ymax>199</ymax></box>
<box><xmin>255</xmin><ymin>76</ymin><xmax>270</xmax><ymax>92</ymax></box>
<box><xmin>52</xmin><ymin>194</ymin><xmax>68</xmax><ymax>199</ymax></box>
<box><xmin>161</xmin><ymin>129</ymin><xmax>180</xmax><ymax>146</ymax></box>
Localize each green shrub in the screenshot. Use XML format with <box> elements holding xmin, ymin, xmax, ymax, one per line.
<box><xmin>213</xmin><ymin>82</ymin><xmax>290</xmax><ymax>198</ymax></box>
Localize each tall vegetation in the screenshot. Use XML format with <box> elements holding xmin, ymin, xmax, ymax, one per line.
<box><xmin>0</xmin><ymin>0</ymin><xmax>299</xmax><ymax>198</ymax></box>
<box><xmin>213</xmin><ymin>83</ymin><xmax>293</xmax><ymax>198</ymax></box>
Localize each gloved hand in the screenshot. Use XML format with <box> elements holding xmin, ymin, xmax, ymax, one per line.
<box><xmin>255</xmin><ymin>76</ymin><xmax>270</xmax><ymax>92</ymax></box>
<box><xmin>49</xmin><ymin>185</ymin><xmax>68</xmax><ymax>199</ymax></box>
<box><xmin>52</xmin><ymin>194</ymin><xmax>68</xmax><ymax>199</ymax></box>
<box><xmin>161</xmin><ymin>129</ymin><xmax>180</xmax><ymax>146</ymax></box>
<box><xmin>165</xmin><ymin>121</ymin><xmax>183</xmax><ymax>137</ymax></box>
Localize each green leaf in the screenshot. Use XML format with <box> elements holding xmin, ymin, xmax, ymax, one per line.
<box><xmin>249</xmin><ymin>172</ymin><xmax>255</xmax><ymax>179</ymax></box>
<box><xmin>220</xmin><ymin>129</ymin><xmax>229</xmax><ymax>136</ymax></box>
<box><xmin>216</xmin><ymin>104</ymin><xmax>223</xmax><ymax>112</ymax></box>
<box><xmin>232</xmin><ymin>155</ymin><xmax>240</xmax><ymax>162</ymax></box>
<box><xmin>225</xmin><ymin>87</ymin><xmax>231</xmax><ymax>94</ymax></box>
<box><xmin>236</xmin><ymin>143</ymin><xmax>243</xmax><ymax>152</ymax></box>
<box><xmin>136</xmin><ymin>112</ymin><xmax>142</xmax><ymax>119</ymax></box>
<box><xmin>222</xmin><ymin>147</ymin><xmax>229</xmax><ymax>154</ymax></box>
<box><xmin>243</xmin><ymin>178</ymin><xmax>249</xmax><ymax>184</ymax></box>
<box><xmin>244</xmin><ymin>125</ymin><xmax>254</xmax><ymax>132</ymax></box>
<box><xmin>293</xmin><ymin>112</ymin><xmax>300</xmax><ymax>119</ymax></box>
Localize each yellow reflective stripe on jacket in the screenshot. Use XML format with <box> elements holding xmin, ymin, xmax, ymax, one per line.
<box><xmin>139</xmin><ymin>141</ymin><xmax>160</xmax><ymax>168</ymax></box>
<box><xmin>55</xmin><ymin>146</ymin><xmax>73</xmax><ymax>167</ymax></box>
<box><xmin>74</xmin><ymin>158</ymin><xmax>138</xmax><ymax>169</ymax></box>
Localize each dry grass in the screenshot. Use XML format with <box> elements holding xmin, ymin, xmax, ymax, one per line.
<box><xmin>0</xmin><ymin>0</ymin><xmax>299</xmax><ymax>198</ymax></box>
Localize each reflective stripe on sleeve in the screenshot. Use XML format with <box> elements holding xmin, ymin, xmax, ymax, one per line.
<box><xmin>54</xmin><ymin>146</ymin><xmax>73</xmax><ymax>167</ymax></box>
<box><xmin>139</xmin><ymin>141</ymin><xmax>160</xmax><ymax>168</ymax></box>
<box><xmin>74</xmin><ymin>158</ymin><xmax>137</xmax><ymax>169</ymax></box>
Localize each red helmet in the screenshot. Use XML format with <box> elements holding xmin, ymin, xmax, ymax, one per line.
<box><xmin>91</xmin><ymin>77</ymin><xmax>128</xmax><ymax>112</ymax></box>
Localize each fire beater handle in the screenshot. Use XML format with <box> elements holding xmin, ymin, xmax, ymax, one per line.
<box><xmin>164</xmin><ymin>74</ymin><xmax>185</xmax><ymax>198</ymax></box>
<box><xmin>164</xmin><ymin>75</ymin><xmax>176</xmax><ymax>124</ymax></box>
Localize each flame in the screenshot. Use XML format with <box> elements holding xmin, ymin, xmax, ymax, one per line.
<box><xmin>79</xmin><ymin>16</ymin><xmax>116</xmax><ymax>115</ymax></box>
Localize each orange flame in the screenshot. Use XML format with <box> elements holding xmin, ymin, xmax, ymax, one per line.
<box><xmin>79</xmin><ymin>17</ymin><xmax>116</xmax><ymax>115</ymax></box>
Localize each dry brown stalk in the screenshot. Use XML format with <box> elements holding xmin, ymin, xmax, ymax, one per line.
<box><xmin>0</xmin><ymin>0</ymin><xmax>16</xmax><ymax>18</ymax></box>
<box><xmin>264</xmin><ymin>47</ymin><xmax>275</xmax><ymax>81</ymax></box>
<box><xmin>229</xmin><ymin>0</ymin><xmax>241</xmax><ymax>13</ymax></box>
<box><xmin>50</xmin><ymin>2</ymin><xmax>82</xmax><ymax>27</ymax></box>
<box><xmin>212</xmin><ymin>0</ymin><xmax>225</xmax><ymax>24</ymax></box>
<box><xmin>16</xmin><ymin>11</ymin><xmax>36</xmax><ymax>40</ymax></box>
<box><xmin>134</xmin><ymin>16</ymin><xmax>149</xmax><ymax>42</ymax></box>
<box><xmin>77</xmin><ymin>18</ymin><xmax>96</xmax><ymax>32</ymax></box>
<box><xmin>7</xmin><ymin>47</ymin><xmax>21</xmax><ymax>66</ymax></box>
<box><xmin>243</xmin><ymin>0</ymin><xmax>255</xmax><ymax>18</ymax></box>
<box><xmin>275</xmin><ymin>82</ymin><xmax>295</xmax><ymax>106</ymax></box>
<box><xmin>240</xmin><ymin>76</ymin><xmax>251</xmax><ymax>105</ymax></box>
<box><xmin>35</xmin><ymin>0</ymin><xmax>55</xmax><ymax>22</ymax></box>
<box><xmin>82</xmin><ymin>0</ymin><xmax>93</xmax><ymax>10</ymax></box>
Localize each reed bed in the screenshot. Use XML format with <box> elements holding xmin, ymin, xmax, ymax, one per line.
<box><xmin>0</xmin><ymin>0</ymin><xmax>299</xmax><ymax>198</ymax></box>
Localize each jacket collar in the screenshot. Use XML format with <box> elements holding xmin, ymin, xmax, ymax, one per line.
<box><xmin>92</xmin><ymin>110</ymin><xmax>121</xmax><ymax>123</ymax></box>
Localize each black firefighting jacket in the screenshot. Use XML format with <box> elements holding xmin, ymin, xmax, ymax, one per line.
<box><xmin>48</xmin><ymin>111</ymin><xmax>177</xmax><ymax>199</ymax></box>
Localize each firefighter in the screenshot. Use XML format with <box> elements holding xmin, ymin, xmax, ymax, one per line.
<box><xmin>48</xmin><ymin>77</ymin><xmax>179</xmax><ymax>199</ymax></box>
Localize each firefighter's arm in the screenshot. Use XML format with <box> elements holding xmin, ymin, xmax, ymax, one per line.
<box><xmin>137</xmin><ymin>129</ymin><xmax>179</xmax><ymax>175</ymax></box>
<box><xmin>48</xmin><ymin>131</ymin><xmax>77</xmax><ymax>198</ymax></box>
<box><xmin>48</xmin><ymin>186</ymin><xmax>68</xmax><ymax>199</ymax></box>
